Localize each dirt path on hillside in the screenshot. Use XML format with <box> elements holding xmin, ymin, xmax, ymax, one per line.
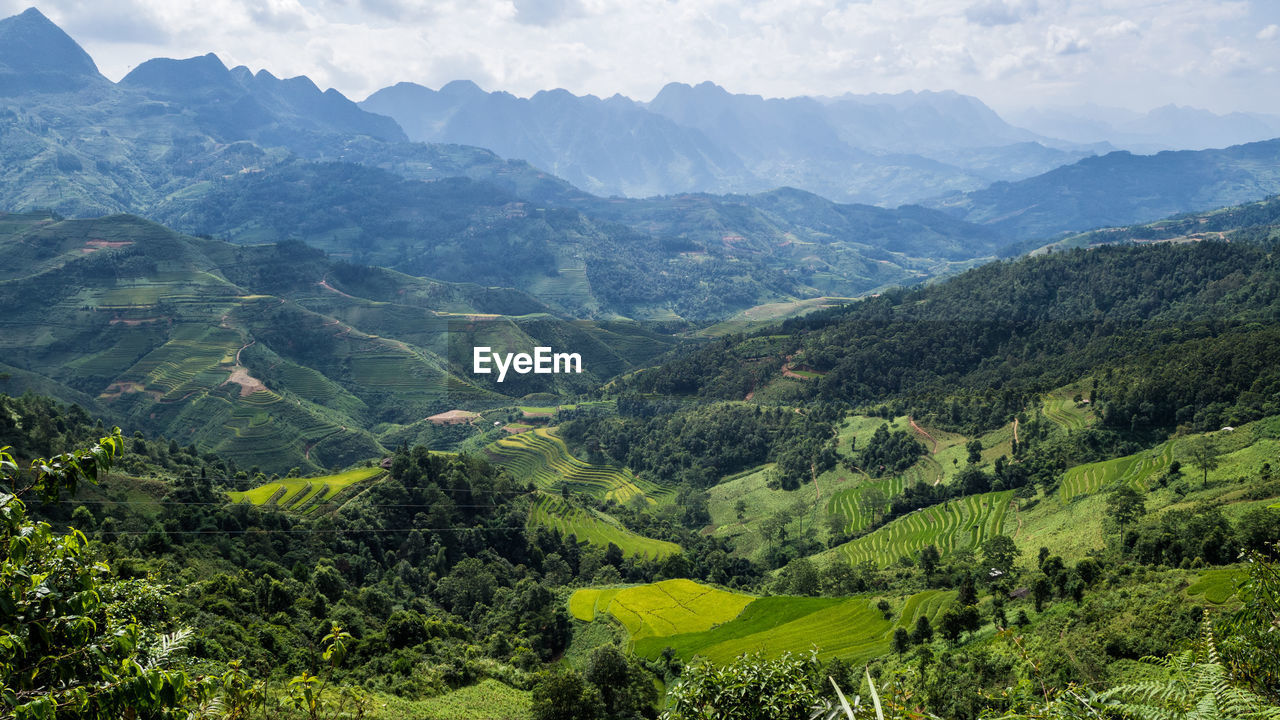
<box><xmin>222</xmin><ymin>340</ymin><xmax>266</xmax><ymax>397</ymax></box>
<box><xmin>1012</xmin><ymin>417</ymin><xmax>1019</xmax><ymax>445</ymax></box>
<box><xmin>318</xmin><ymin>273</ymin><xmax>359</xmax><ymax>300</ymax></box>
<box><xmin>908</xmin><ymin>416</ymin><xmax>939</xmax><ymax>454</ymax></box>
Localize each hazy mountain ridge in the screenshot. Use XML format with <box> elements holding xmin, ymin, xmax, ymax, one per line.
<box><xmin>929</xmin><ymin>139</ymin><xmax>1280</xmax><ymax>239</ymax></box>
<box><xmin>1009</xmin><ymin>102</ymin><xmax>1280</xmax><ymax>153</ymax></box>
<box><xmin>363</xmin><ymin>79</ymin><xmax>1100</xmax><ymax>205</ymax></box>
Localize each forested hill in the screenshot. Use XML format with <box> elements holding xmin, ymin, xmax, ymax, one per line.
<box><xmin>633</xmin><ymin>239</ymin><xmax>1280</xmax><ymax>435</ymax></box>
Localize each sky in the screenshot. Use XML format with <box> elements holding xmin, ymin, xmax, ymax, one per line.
<box><xmin>6</xmin><ymin>0</ymin><xmax>1280</xmax><ymax>115</ymax></box>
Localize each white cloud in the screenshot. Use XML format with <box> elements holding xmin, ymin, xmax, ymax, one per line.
<box><xmin>3</xmin><ymin>0</ymin><xmax>1280</xmax><ymax>114</ymax></box>
<box><xmin>1047</xmin><ymin>25</ymin><xmax>1089</xmax><ymax>55</ymax></box>
<box><xmin>1096</xmin><ymin>19</ymin><xmax>1139</xmax><ymax>39</ymax></box>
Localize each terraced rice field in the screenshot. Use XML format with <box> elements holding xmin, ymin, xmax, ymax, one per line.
<box><xmin>1042</xmin><ymin>389</ymin><xmax>1095</xmax><ymax>431</ymax></box>
<box><xmin>825</xmin><ymin>464</ymin><xmax>939</xmax><ymax>534</ymax></box>
<box><xmin>825</xmin><ymin>490</ymin><xmax>1014</xmax><ymax>567</ymax></box>
<box><xmin>581</xmin><ymin>579</ymin><xmax>756</xmax><ymax>641</ymax></box>
<box><xmin>227</xmin><ymin>467</ymin><xmax>383</xmax><ymax>512</ymax></box>
<box><xmin>487</xmin><ymin>428</ymin><xmax>670</xmax><ymax>504</ymax></box>
<box><xmin>1058</xmin><ymin>441</ymin><xmax>1175</xmax><ymax>502</ymax></box>
<box><xmin>1186</xmin><ymin>567</ymin><xmax>1247</xmax><ymax>605</ymax></box>
<box><xmin>639</xmin><ymin>589</ymin><xmax>954</xmax><ymax>664</ymax></box>
<box><xmin>573</xmin><ymin>579</ymin><xmax>955</xmax><ymax>665</ymax></box>
<box><xmin>569</xmin><ymin>587</ymin><xmax>625</xmax><ymax>622</ymax></box>
<box><xmin>529</xmin><ymin>494</ymin><xmax>680</xmax><ymax>560</ymax></box>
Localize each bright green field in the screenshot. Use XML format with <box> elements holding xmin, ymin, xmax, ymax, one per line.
<box><xmin>1186</xmin><ymin>567</ymin><xmax>1247</xmax><ymax>605</ymax></box>
<box><xmin>487</xmin><ymin>427</ymin><xmax>670</xmax><ymax>504</ymax></box>
<box><xmin>1059</xmin><ymin>441</ymin><xmax>1176</xmax><ymax>502</ymax></box>
<box><xmin>573</xmin><ymin>579</ymin><xmax>955</xmax><ymax>665</ymax></box>
<box><xmin>823</xmin><ymin>490</ymin><xmax>1014</xmax><ymax>567</ymax></box>
<box><xmin>635</xmin><ymin>589</ymin><xmax>954</xmax><ymax>664</ymax></box>
<box><xmin>373</xmin><ymin>679</ymin><xmax>530</xmax><ymax>720</ymax></box>
<box><xmin>529</xmin><ymin>494</ymin><xmax>680</xmax><ymax>560</ymax></box>
<box><xmin>227</xmin><ymin>467</ymin><xmax>383</xmax><ymax>511</ymax></box>
<box><xmin>572</xmin><ymin>579</ymin><xmax>756</xmax><ymax>641</ymax></box>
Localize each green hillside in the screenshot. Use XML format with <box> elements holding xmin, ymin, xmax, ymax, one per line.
<box><xmin>486</xmin><ymin>427</ymin><xmax>671</xmax><ymax>505</ymax></box>
<box><xmin>227</xmin><ymin>467</ymin><xmax>384</xmax><ymax>512</ymax></box>
<box><xmin>528</xmin><ymin>494</ymin><xmax>680</xmax><ymax>560</ymax></box>
<box><xmin>0</xmin><ymin>213</ymin><xmax>667</xmax><ymax>471</ymax></box>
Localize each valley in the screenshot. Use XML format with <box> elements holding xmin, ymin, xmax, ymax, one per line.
<box><xmin>2</xmin><ymin>6</ymin><xmax>1279</xmax><ymax>720</ymax></box>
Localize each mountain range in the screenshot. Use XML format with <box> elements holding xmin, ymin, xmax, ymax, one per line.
<box><xmin>5</xmin><ymin>5</ymin><xmax>1280</xmax><ymax>322</ymax></box>
<box><xmin>361</xmin><ymin>79</ymin><xmax>1104</xmax><ymax>205</ymax></box>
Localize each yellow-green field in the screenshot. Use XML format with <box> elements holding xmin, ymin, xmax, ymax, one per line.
<box><xmin>572</xmin><ymin>580</ymin><xmax>955</xmax><ymax>665</ymax></box>
<box><xmin>227</xmin><ymin>467</ymin><xmax>383</xmax><ymax>512</ymax></box>
<box><xmin>529</xmin><ymin>494</ymin><xmax>680</xmax><ymax>560</ymax></box>
<box><xmin>487</xmin><ymin>427</ymin><xmax>670</xmax><ymax>504</ymax></box>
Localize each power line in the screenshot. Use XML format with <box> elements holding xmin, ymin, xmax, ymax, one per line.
<box><xmin>99</xmin><ymin>526</ymin><xmax>530</xmax><ymax>536</ymax></box>
<box><xmin>59</xmin><ymin>500</ymin><xmax>516</xmax><ymax>508</ymax></box>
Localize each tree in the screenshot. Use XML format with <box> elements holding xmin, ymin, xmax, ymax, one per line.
<box><xmin>893</xmin><ymin>627</ymin><xmax>912</xmax><ymax>654</ymax></box>
<box><xmin>861</xmin><ymin>486</ymin><xmax>889</xmax><ymax>525</ymax></box>
<box><xmin>1033</xmin><ymin>575</ymin><xmax>1053</xmax><ymax>612</ymax></box>
<box><xmin>920</xmin><ymin>544</ymin><xmax>941</xmax><ymax>578</ymax></box>
<box><xmin>1</xmin><ymin>431</ymin><xmax>204</xmax><ymax>720</ymax></box>
<box><xmin>532</xmin><ymin>668</ymin><xmax>603</xmax><ymax>720</ymax></box>
<box><xmin>783</xmin><ymin>557</ymin><xmax>820</xmax><ymax>596</ymax></box>
<box><xmin>911</xmin><ymin>615</ymin><xmax>934</xmax><ymax>645</ymax></box>
<box><xmin>663</xmin><ymin>652</ymin><xmax>821</xmax><ymax>720</ymax></box>
<box><xmin>1188</xmin><ymin>436</ymin><xmax>1223</xmax><ymax>487</ymax></box>
<box><xmin>982</xmin><ymin>534</ymin><xmax>1021</xmax><ymax>579</ymax></box>
<box><xmin>585</xmin><ymin>645</ymin><xmax>656</xmax><ymax>719</ymax></box>
<box><xmin>1106</xmin><ymin>486</ymin><xmax>1146</xmax><ymax>551</ymax></box>
<box><xmin>966</xmin><ymin>439</ymin><xmax>983</xmax><ymax>465</ymax></box>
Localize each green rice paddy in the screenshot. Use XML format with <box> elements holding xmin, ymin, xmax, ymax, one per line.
<box><xmin>528</xmin><ymin>494</ymin><xmax>680</xmax><ymax>560</ymax></box>
<box><xmin>824</xmin><ymin>490</ymin><xmax>1015</xmax><ymax>567</ymax></box>
<box><xmin>227</xmin><ymin>467</ymin><xmax>384</xmax><ymax>512</ymax></box>
<box><xmin>487</xmin><ymin>428</ymin><xmax>670</xmax><ymax>504</ymax></box>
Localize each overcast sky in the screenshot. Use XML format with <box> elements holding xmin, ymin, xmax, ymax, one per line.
<box><xmin>7</xmin><ymin>0</ymin><xmax>1280</xmax><ymax>114</ymax></box>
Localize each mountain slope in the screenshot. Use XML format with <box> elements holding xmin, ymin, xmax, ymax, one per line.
<box><xmin>150</xmin><ymin>162</ymin><xmax>1005</xmax><ymax>323</ymax></box>
<box><xmin>0</xmin><ymin>212</ymin><xmax>673</xmax><ymax>471</ymax></box>
<box><xmin>930</xmin><ymin>139</ymin><xmax>1280</xmax><ymax>239</ymax></box>
<box><xmin>0</xmin><ymin>7</ymin><xmax>104</xmax><ymax>94</ymax></box>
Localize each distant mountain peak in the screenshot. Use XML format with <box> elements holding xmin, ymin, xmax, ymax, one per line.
<box><xmin>0</xmin><ymin>6</ymin><xmax>102</xmax><ymax>86</ymax></box>
<box><xmin>440</xmin><ymin>79</ymin><xmax>484</xmax><ymax>95</ymax></box>
<box><xmin>120</xmin><ymin>53</ymin><xmax>236</xmax><ymax>95</ymax></box>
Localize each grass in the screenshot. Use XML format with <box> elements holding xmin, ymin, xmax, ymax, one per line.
<box><xmin>528</xmin><ymin>494</ymin><xmax>680</xmax><ymax>560</ymax></box>
<box><xmin>1012</xmin><ymin>491</ymin><xmax>1107</xmax><ymax>563</ymax></box>
<box><xmin>487</xmin><ymin>427</ymin><xmax>670</xmax><ymax>505</ymax></box>
<box><xmin>823</xmin><ymin>490</ymin><xmax>1015</xmax><ymax>568</ymax></box>
<box><xmin>227</xmin><ymin>467</ymin><xmax>383</xmax><ymax>511</ymax></box>
<box><xmin>1059</xmin><ymin>440</ymin><xmax>1176</xmax><ymax>502</ymax></box>
<box><xmin>373</xmin><ymin>679</ymin><xmax>530</xmax><ymax>720</ymax></box>
<box><xmin>577</xmin><ymin>579</ymin><xmax>756</xmax><ymax>641</ymax></box>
